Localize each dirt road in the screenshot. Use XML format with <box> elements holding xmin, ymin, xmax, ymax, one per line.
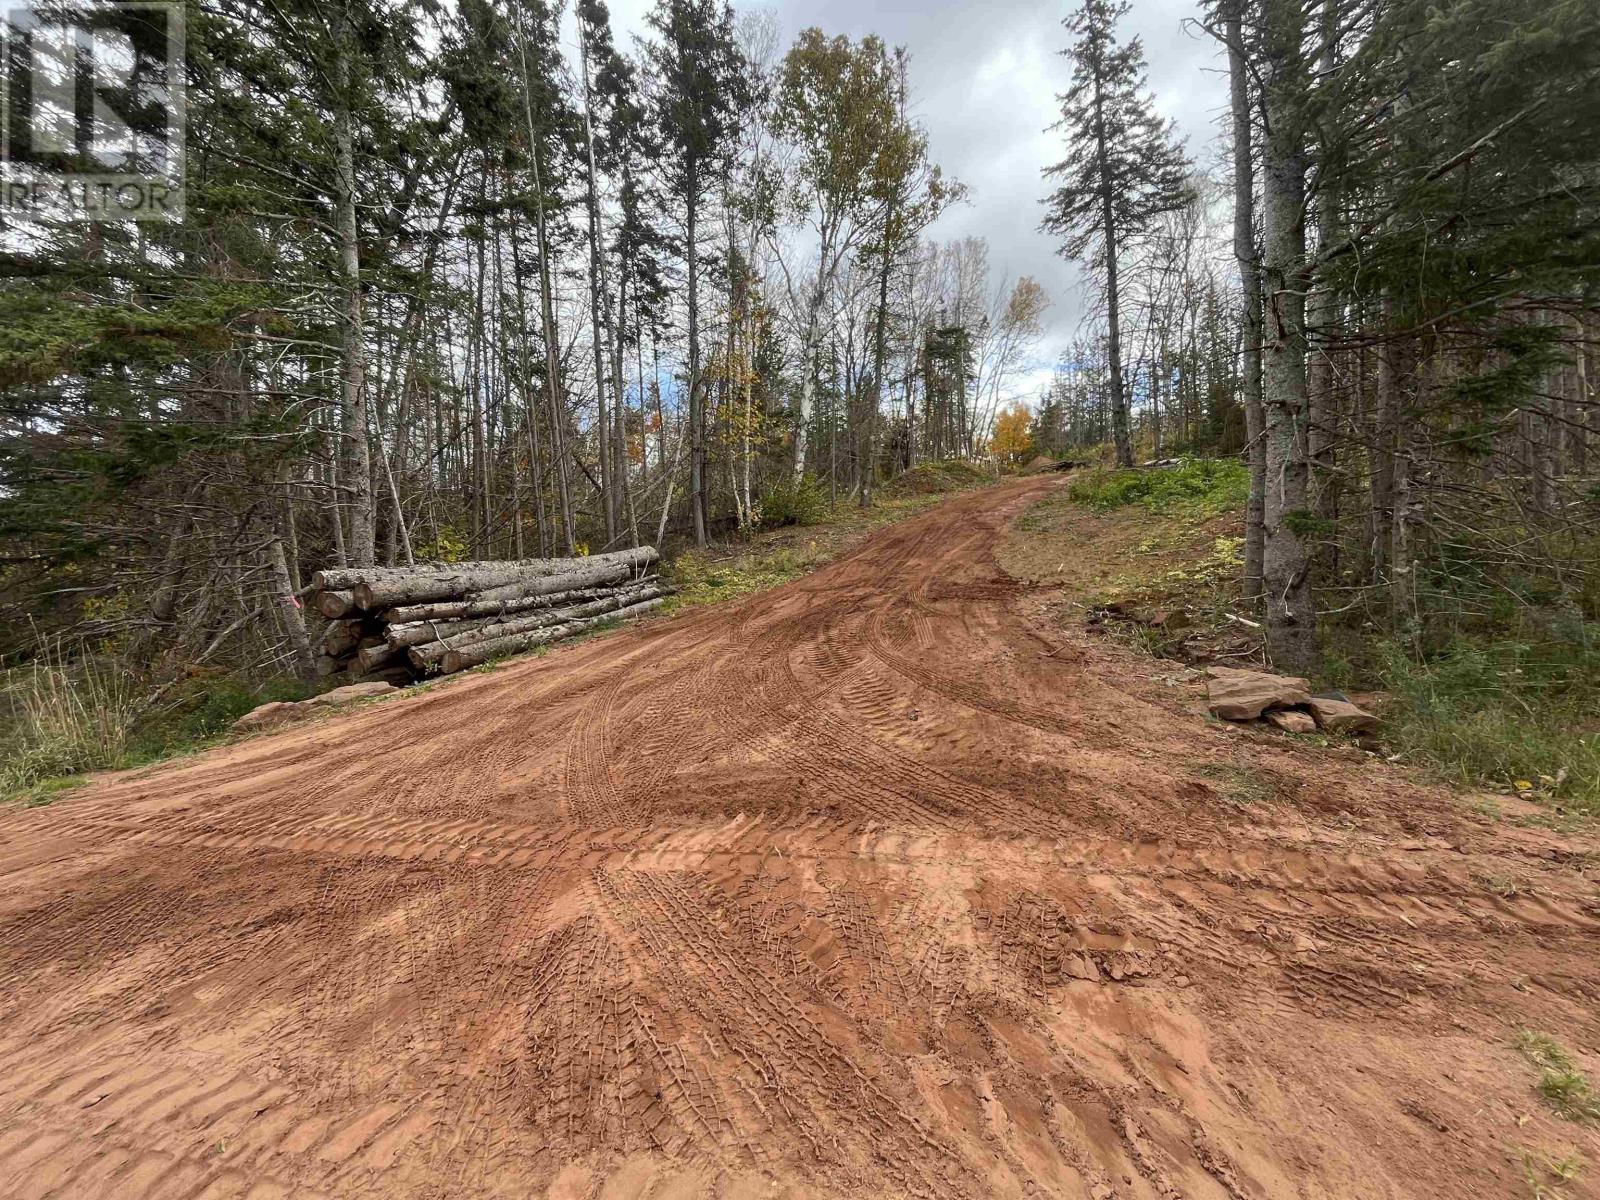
<box><xmin>2</xmin><ymin>479</ymin><xmax>1597</xmax><ymax>1199</ymax></box>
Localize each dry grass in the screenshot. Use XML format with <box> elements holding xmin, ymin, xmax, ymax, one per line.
<box><xmin>1</xmin><ymin>641</ymin><xmax>137</xmax><ymax>799</ymax></box>
<box><xmin>1515</xmin><ymin>1031</ymin><xmax>1600</xmax><ymax>1123</ymax></box>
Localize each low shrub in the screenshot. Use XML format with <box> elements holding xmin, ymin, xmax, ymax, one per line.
<box><xmin>126</xmin><ymin>674</ymin><xmax>319</xmax><ymax>764</ymax></box>
<box><xmin>665</xmin><ymin>543</ymin><xmax>827</xmax><ymax>610</ymax></box>
<box><xmin>1068</xmin><ymin>458</ymin><xmax>1249</xmax><ymax>518</ymax></box>
<box><xmin>755</xmin><ymin>474</ymin><xmax>830</xmax><ymax>529</ymax></box>
<box><xmin>1</xmin><ymin>652</ymin><xmax>324</xmax><ymax>800</ymax></box>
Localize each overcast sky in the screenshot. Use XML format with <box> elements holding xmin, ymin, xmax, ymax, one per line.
<box><xmin>600</xmin><ymin>0</ymin><xmax>1229</xmax><ymax>394</ymax></box>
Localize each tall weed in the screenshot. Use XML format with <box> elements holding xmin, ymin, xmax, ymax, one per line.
<box><xmin>1</xmin><ymin>644</ymin><xmax>137</xmax><ymax>794</ymax></box>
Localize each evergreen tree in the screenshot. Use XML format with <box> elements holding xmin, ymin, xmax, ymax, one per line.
<box><xmin>643</xmin><ymin>0</ymin><xmax>749</xmax><ymax>546</ymax></box>
<box><xmin>1041</xmin><ymin>0</ymin><xmax>1192</xmax><ymax>467</ymax></box>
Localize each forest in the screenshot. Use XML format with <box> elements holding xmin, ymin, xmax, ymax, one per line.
<box><xmin>1</xmin><ymin>0</ymin><xmax>1598</xmax><ymax>793</ymax></box>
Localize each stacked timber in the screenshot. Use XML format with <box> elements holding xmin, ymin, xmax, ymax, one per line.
<box><xmin>308</xmin><ymin>547</ymin><xmax>669</xmax><ymax>682</ymax></box>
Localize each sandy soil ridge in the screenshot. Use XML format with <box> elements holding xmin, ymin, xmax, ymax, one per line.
<box><xmin>1</xmin><ymin>477</ymin><xmax>1596</xmax><ymax>1198</ymax></box>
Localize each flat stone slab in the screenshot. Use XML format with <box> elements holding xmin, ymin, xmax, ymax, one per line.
<box><xmin>1306</xmin><ymin>694</ymin><xmax>1380</xmax><ymax>734</ymax></box>
<box><xmin>234</xmin><ymin>683</ymin><xmax>398</xmax><ymax>733</ymax></box>
<box><xmin>1206</xmin><ymin>666</ymin><xmax>1311</xmax><ymax>721</ymax></box>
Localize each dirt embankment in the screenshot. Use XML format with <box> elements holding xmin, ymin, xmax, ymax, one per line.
<box><xmin>0</xmin><ymin>476</ymin><xmax>1596</xmax><ymax>1199</ymax></box>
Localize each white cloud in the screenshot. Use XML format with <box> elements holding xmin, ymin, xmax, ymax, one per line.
<box><xmin>595</xmin><ymin>0</ymin><xmax>1227</xmax><ymax>362</ymax></box>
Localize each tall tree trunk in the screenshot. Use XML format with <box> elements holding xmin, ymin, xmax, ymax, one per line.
<box><xmin>792</xmin><ymin>292</ymin><xmax>823</xmax><ymax>479</ymax></box>
<box><xmin>333</xmin><ymin>8</ymin><xmax>374</xmax><ymax>567</ymax></box>
<box><xmin>1260</xmin><ymin>0</ymin><xmax>1319</xmax><ymax>673</ymax></box>
<box><xmin>515</xmin><ymin>8</ymin><xmax>575</xmax><ymax>555</ymax></box>
<box><xmin>1306</xmin><ymin>0</ymin><xmax>1342</xmax><ymax>581</ymax></box>
<box><xmin>864</xmin><ymin>231</ymin><xmax>895</xmax><ymax>508</ymax></box>
<box><xmin>1226</xmin><ymin>0</ymin><xmax>1266</xmax><ymax>604</ymax></box>
<box><xmin>577</xmin><ymin>18</ymin><xmax>616</xmax><ymax>544</ymax></box>
<box><xmin>1369</xmin><ymin>296</ymin><xmax>1400</xmax><ymax>581</ymax></box>
<box><xmin>1092</xmin><ymin>72</ymin><xmax>1134</xmax><ymax>468</ymax></box>
<box><xmin>507</xmin><ymin>211</ymin><xmax>551</xmax><ymax>558</ymax></box>
<box><xmin>531</xmin><ymin>141</ymin><xmax>576</xmax><ymax>555</ymax></box>
<box><xmin>687</xmin><ymin>159</ymin><xmax>708</xmax><ymax>546</ymax></box>
<box><xmin>613</xmin><ymin>269</ymin><xmax>636</xmax><ymax>547</ymax></box>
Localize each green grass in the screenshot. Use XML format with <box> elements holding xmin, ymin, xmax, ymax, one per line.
<box><xmin>883</xmin><ymin>458</ymin><xmax>993</xmax><ymax>496</ymax></box>
<box><xmin>1363</xmin><ymin>632</ymin><xmax>1600</xmax><ymax>814</ymax></box>
<box><xmin>1515</xmin><ymin>1031</ymin><xmax>1600</xmax><ymax>1122</ymax></box>
<box><xmin>5</xmin><ymin>776</ymin><xmax>87</xmax><ymax>810</ymax></box>
<box><xmin>1</xmin><ymin>664</ymin><xmax>324</xmax><ymax>804</ymax></box>
<box><xmin>1067</xmin><ymin>458</ymin><xmax>1249</xmax><ymax>518</ymax></box>
<box><xmin>1520</xmin><ymin>1147</ymin><xmax>1586</xmax><ymax>1200</ymax></box>
<box><xmin>665</xmin><ymin>542</ymin><xmax>831</xmax><ymax>610</ymax></box>
<box><xmin>0</xmin><ymin>646</ymin><xmax>136</xmax><ymax>796</ymax></box>
<box><xmin>124</xmin><ymin>676</ymin><xmax>321</xmax><ymax>764</ymax></box>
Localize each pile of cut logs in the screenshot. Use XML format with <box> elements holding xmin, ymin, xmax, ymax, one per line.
<box><xmin>309</xmin><ymin>547</ymin><xmax>669</xmax><ymax>683</ymax></box>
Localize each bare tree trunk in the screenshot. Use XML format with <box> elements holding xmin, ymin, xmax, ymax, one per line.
<box><xmin>1306</xmin><ymin>0</ymin><xmax>1342</xmax><ymax>579</ymax></box>
<box><xmin>268</xmin><ymin>535</ymin><xmax>316</xmax><ymax>680</ymax></box>
<box><xmin>1226</xmin><ymin>0</ymin><xmax>1267</xmax><ymax>604</ymax></box>
<box><xmin>1571</xmin><ymin>315</ymin><xmax>1590</xmax><ymax>476</ymax></box>
<box><xmin>1368</xmin><ymin>297</ymin><xmax>1400</xmax><ymax>581</ymax></box>
<box><xmin>1260</xmin><ymin>0</ymin><xmax>1319</xmax><ymax>673</ymax></box>
<box><xmin>515</xmin><ymin>7</ymin><xmax>575</xmax><ymax>554</ymax></box>
<box><xmin>1090</xmin><ymin>68</ymin><xmax>1135</xmax><ymax>468</ymax></box>
<box><xmin>577</xmin><ymin>17</ymin><xmax>616</xmax><ymax>545</ymax></box>
<box><xmin>613</xmin><ymin>273</ymin><xmax>636</xmax><ymax>547</ymax></box>
<box><xmin>687</xmin><ymin>159</ymin><xmax>708</xmax><ymax>546</ymax></box>
<box><xmin>507</xmin><ymin>211</ymin><xmax>551</xmax><ymax>558</ymax></box>
<box><xmin>792</xmin><ymin>305</ymin><xmax>822</xmax><ymax>479</ymax></box>
<box><xmin>864</xmin><ymin>236</ymin><xmax>894</xmax><ymax>508</ymax></box>
<box><xmin>333</xmin><ymin>7</ymin><xmax>375</xmax><ymax>568</ymax></box>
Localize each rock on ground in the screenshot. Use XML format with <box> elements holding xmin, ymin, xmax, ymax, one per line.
<box><xmin>1265</xmin><ymin>708</ymin><xmax>1318</xmax><ymax>733</ymax></box>
<box><xmin>1306</xmin><ymin>694</ymin><xmax>1380</xmax><ymax>734</ymax></box>
<box><xmin>1206</xmin><ymin>665</ymin><xmax>1311</xmax><ymax>721</ymax></box>
<box><xmin>233</xmin><ymin>683</ymin><xmax>398</xmax><ymax>732</ymax></box>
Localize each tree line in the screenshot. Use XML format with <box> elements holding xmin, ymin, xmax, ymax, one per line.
<box><xmin>1036</xmin><ymin>0</ymin><xmax>1598</xmax><ymax>675</ymax></box>
<box><xmin>3</xmin><ymin>0</ymin><xmax>1594</xmax><ymax>692</ymax></box>
<box><xmin>0</xmin><ymin>0</ymin><xmax>1049</xmax><ymax>678</ymax></box>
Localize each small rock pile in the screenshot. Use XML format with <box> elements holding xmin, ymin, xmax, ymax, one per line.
<box><xmin>1205</xmin><ymin>666</ymin><xmax>1379</xmax><ymax>739</ymax></box>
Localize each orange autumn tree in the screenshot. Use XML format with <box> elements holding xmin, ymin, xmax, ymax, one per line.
<box><xmin>989</xmin><ymin>402</ymin><xmax>1034</xmax><ymax>467</ymax></box>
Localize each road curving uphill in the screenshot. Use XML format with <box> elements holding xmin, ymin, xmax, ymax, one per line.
<box><xmin>0</xmin><ymin>477</ymin><xmax>1596</xmax><ymax>1199</ymax></box>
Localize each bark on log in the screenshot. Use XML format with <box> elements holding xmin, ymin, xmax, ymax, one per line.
<box><xmin>409</xmin><ymin>583</ymin><xmax>669</xmax><ymax>669</ymax></box>
<box><xmin>438</xmin><ymin>598</ymin><xmax>665</xmax><ymax>675</ymax></box>
<box><xmin>354</xmin><ymin>552</ymin><xmax>656</xmax><ymax>610</ymax></box>
<box><xmin>315</xmin><ymin>590</ymin><xmax>357</xmax><ymax>619</ymax></box>
<box><xmin>383</xmin><ymin>567</ymin><xmax>641</xmax><ymax>624</ymax></box>
<box><xmin>467</xmin><ymin>559</ymin><xmax>650</xmax><ymax>605</ymax></box>
<box><xmin>315</xmin><ymin>654</ymin><xmax>351</xmax><ymax>678</ymax></box>
<box><xmin>313</xmin><ymin>547</ymin><xmax>658</xmax><ymax>607</ymax></box>
<box><xmin>385</xmin><ymin>582</ymin><xmax>643</xmax><ymax>648</ymax></box>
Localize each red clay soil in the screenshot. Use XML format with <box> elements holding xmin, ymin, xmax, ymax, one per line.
<box><xmin>2</xmin><ymin>477</ymin><xmax>1598</xmax><ymax>1200</ymax></box>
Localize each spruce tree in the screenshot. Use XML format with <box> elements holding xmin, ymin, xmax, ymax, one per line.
<box><xmin>643</xmin><ymin>0</ymin><xmax>748</xmax><ymax>546</ymax></box>
<box><xmin>1041</xmin><ymin>0</ymin><xmax>1192</xmax><ymax>468</ymax></box>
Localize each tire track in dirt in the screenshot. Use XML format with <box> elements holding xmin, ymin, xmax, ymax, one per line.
<box><xmin>2</xmin><ymin>477</ymin><xmax>1598</xmax><ymax>1199</ymax></box>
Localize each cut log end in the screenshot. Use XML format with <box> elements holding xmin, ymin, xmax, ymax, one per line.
<box><xmin>314</xmin><ymin>590</ymin><xmax>357</xmax><ymax>620</ymax></box>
